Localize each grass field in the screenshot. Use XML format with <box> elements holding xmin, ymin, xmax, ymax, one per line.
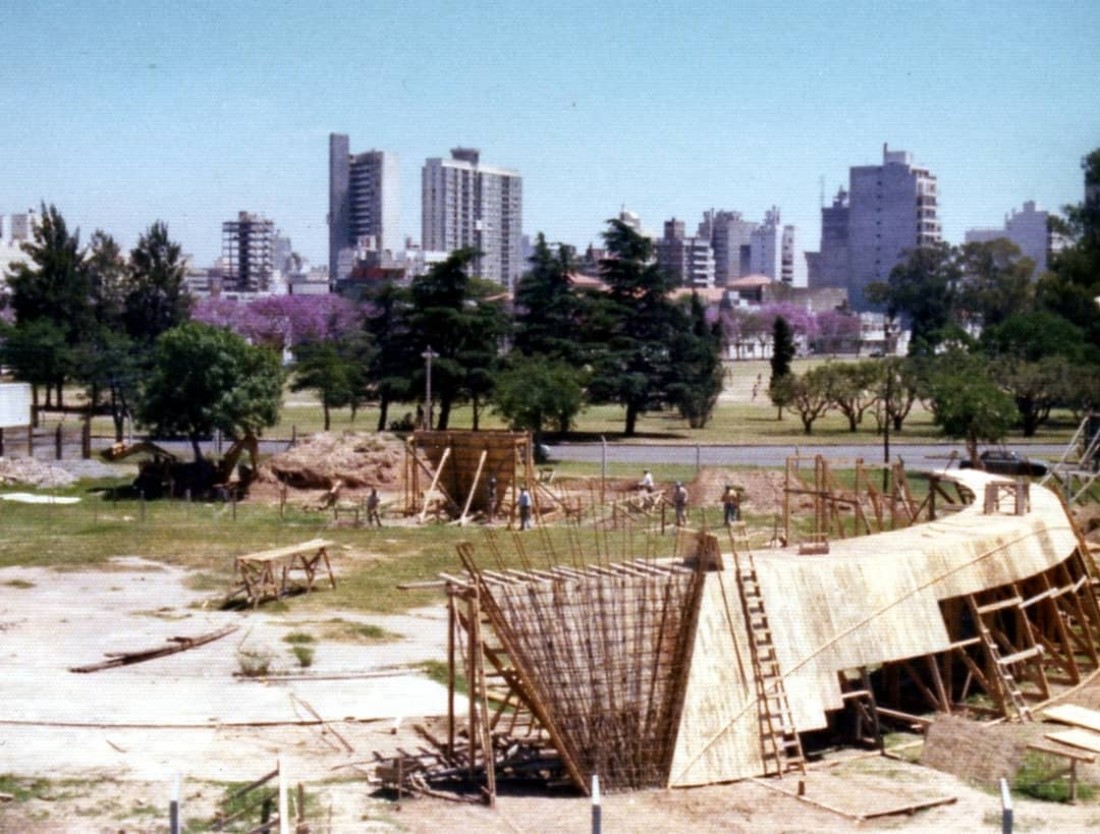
<box><xmin>4</xmin><ymin>355</ymin><xmax>1086</xmax><ymax>620</ymax></box>
<box><xmin>31</xmin><ymin>357</ymin><xmax>1084</xmax><ymax>447</ymax></box>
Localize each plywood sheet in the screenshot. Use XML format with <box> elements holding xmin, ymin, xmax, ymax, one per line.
<box><xmin>1045</xmin><ymin>728</ymin><xmax>1100</xmax><ymax>754</ymax></box>
<box><xmin>1043</xmin><ymin>704</ymin><xmax>1100</xmax><ymax>733</ymax></box>
<box><xmin>668</xmin><ymin>572</ymin><xmax>761</xmax><ymax>786</ymax></box>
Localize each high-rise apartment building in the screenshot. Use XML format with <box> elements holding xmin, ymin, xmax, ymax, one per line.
<box><xmin>328</xmin><ymin>134</ymin><xmax>400</xmax><ymax>285</ymax></box>
<box><xmin>747</xmin><ymin>207</ymin><xmax>804</xmax><ymax>286</ymax></box>
<box><xmin>422</xmin><ymin>148</ymin><xmax>523</xmax><ymax>287</ymax></box>
<box><xmin>699</xmin><ymin>210</ymin><xmax>756</xmax><ymax>285</ymax></box>
<box><xmin>965</xmin><ymin>201</ymin><xmax>1054</xmax><ymax>276</ymax></box>
<box><xmin>658</xmin><ymin>218</ymin><xmax>715</xmax><ymax>288</ymax></box>
<box><xmin>222</xmin><ymin>211</ymin><xmax>275</xmax><ymax>293</ymax></box>
<box><xmin>817</xmin><ymin>146</ymin><xmax>940</xmax><ymax>310</ymax></box>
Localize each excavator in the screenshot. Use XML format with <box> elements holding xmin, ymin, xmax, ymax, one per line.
<box><xmin>101</xmin><ymin>434</ymin><xmax>260</xmax><ymax>500</ymax></box>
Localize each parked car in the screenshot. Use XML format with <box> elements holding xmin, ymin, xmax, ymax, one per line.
<box><xmin>958</xmin><ymin>449</ymin><xmax>1048</xmax><ymax>477</ymax></box>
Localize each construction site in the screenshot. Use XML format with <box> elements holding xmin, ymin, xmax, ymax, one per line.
<box><xmin>377</xmin><ymin>424</ymin><xmax>1100</xmax><ymax>820</ymax></box>
<box><xmin>3</xmin><ymin>421</ymin><xmax>1100</xmax><ymax>831</ymax></box>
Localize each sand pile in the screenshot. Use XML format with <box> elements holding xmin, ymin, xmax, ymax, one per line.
<box><xmin>255</xmin><ymin>431</ymin><xmax>406</xmax><ymax>491</ymax></box>
<box><xmin>0</xmin><ymin>456</ymin><xmax>78</xmax><ymax>489</ymax></box>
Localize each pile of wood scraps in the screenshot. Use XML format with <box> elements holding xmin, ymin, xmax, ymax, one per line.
<box><xmin>372</xmin><ymin>723</ymin><xmax>567</xmax><ymax>804</ymax></box>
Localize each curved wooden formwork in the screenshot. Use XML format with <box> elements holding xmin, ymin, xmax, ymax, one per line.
<box><xmin>450</xmin><ymin>469</ymin><xmax>1100</xmax><ymax>793</ymax></box>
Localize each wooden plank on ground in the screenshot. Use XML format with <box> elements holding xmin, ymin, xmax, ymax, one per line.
<box><xmin>70</xmin><ymin>624</ymin><xmax>240</xmax><ymax>673</ymax></box>
<box><xmin>1042</xmin><ymin>703</ymin><xmax>1100</xmax><ymax>733</ymax></box>
<box><xmin>1044</xmin><ymin>728</ymin><xmax>1100</xmax><ymax>754</ymax></box>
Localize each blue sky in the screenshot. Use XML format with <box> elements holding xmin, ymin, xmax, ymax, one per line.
<box><xmin>2</xmin><ymin>1</ymin><xmax>1097</xmax><ymax>268</ymax></box>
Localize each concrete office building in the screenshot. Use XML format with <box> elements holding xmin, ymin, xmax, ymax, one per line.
<box><xmin>222</xmin><ymin>212</ymin><xmax>276</xmax><ymax>293</ymax></box>
<box><xmin>965</xmin><ymin>201</ymin><xmax>1054</xmax><ymax>276</ymax></box>
<box><xmin>818</xmin><ymin>146</ymin><xmax>940</xmax><ymax>310</ymax></box>
<box><xmin>422</xmin><ymin>148</ymin><xmax>523</xmax><ymax>287</ymax></box>
<box><xmin>329</xmin><ymin>134</ymin><xmax>400</xmax><ymax>285</ymax></box>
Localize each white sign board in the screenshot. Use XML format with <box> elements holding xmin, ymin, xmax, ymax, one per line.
<box><xmin>0</xmin><ymin>382</ymin><xmax>32</xmax><ymax>428</ymax></box>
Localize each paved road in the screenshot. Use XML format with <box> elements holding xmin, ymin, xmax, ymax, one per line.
<box><xmin>34</xmin><ymin>431</ymin><xmax>1068</xmax><ymax>476</ymax></box>
<box><xmin>544</xmin><ymin>441</ymin><xmax>1069</xmax><ymax>471</ymax></box>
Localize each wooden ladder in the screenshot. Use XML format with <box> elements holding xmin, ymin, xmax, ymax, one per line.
<box><xmin>969</xmin><ymin>597</ymin><xmax>1035</xmax><ymax>722</ymax></box>
<box><xmin>730</xmin><ymin>523</ymin><xmax>807</xmax><ymax>780</ymax></box>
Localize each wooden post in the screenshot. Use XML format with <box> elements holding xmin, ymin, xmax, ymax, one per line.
<box><xmin>55</xmin><ymin>424</ymin><xmax>62</xmax><ymax>460</ymax></box>
<box><xmin>278</xmin><ymin>757</ymin><xmax>289</xmax><ymax>834</ymax></box>
<box><xmin>82</xmin><ymin>414</ymin><xmax>91</xmax><ymax>459</ymax></box>
<box><xmin>467</xmin><ymin>591</ymin><xmax>478</xmax><ymax>779</ymax></box>
<box><xmin>447</xmin><ymin>590</ymin><xmax>456</xmax><ymax>759</ymax></box>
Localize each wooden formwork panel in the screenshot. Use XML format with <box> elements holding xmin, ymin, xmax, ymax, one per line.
<box><xmin>466</xmin><ymin>470</ymin><xmax>1097</xmax><ymax>790</ymax></box>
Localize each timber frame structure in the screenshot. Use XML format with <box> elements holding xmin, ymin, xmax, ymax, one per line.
<box><xmin>430</xmin><ymin>465</ymin><xmax>1100</xmax><ymax>796</ymax></box>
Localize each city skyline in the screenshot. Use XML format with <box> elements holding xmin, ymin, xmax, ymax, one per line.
<box><xmin>1</xmin><ymin>1</ymin><xmax>1096</xmax><ymax>269</ymax></box>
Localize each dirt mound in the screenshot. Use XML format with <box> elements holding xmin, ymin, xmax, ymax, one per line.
<box><xmin>690</xmin><ymin>467</ymin><xmax>808</xmax><ymax>517</ymax></box>
<box><xmin>1073</xmin><ymin>503</ymin><xmax>1100</xmax><ymax>542</ymax></box>
<box><xmin>255</xmin><ymin>431</ymin><xmax>406</xmax><ymax>491</ymax></box>
<box><xmin>0</xmin><ymin>456</ymin><xmax>77</xmax><ymax>489</ymax></box>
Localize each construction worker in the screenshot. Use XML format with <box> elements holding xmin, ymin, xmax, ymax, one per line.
<box><xmin>366</xmin><ymin>487</ymin><xmax>382</xmax><ymax>527</ymax></box>
<box><xmin>723</xmin><ymin>485</ymin><xmax>741</xmax><ymax>526</ymax></box>
<box><xmin>518</xmin><ymin>486</ymin><xmax>532</xmax><ymax>530</ymax></box>
<box><xmin>673</xmin><ymin>481</ymin><xmax>688</xmax><ymax>526</ymax></box>
<box><xmin>486</xmin><ymin>476</ymin><xmax>498</xmax><ymax>523</ymax></box>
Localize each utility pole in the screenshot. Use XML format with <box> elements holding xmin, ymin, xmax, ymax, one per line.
<box><xmin>422</xmin><ymin>346</ymin><xmax>439</xmax><ymax>430</ymax></box>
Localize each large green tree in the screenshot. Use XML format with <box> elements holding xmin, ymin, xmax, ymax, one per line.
<box><xmin>363</xmin><ymin>280</ymin><xmax>416</xmax><ymax>431</ymax></box>
<box><xmin>4</xmin><ymin>204</ymin><xmax>94</xmax><ymax>406</ymax></box>
<box><xmin>883</xmin><ymin>242</ymin><xmax>963</xmax><ymax>355</ymax></box>
<box><xmin>137</xmin><ymin>322</ymin><xmax>283</xmax><ymax>461</ymax></box>
<box><xmin>291</xmin><ymin>333</ymin><xmax>372</xmax><ymax>431</ymax></box>
<box><xmin>956</xmin><ymin>239</ymin><xmax>1034</xmax><ymax>328</ymax></box>
<box><xmin>586</xmin><ymin>219</ymin><xmax>683</xmax><ymax>436</ymax></box>
<box><xmin>513</xmin><ymin>234</ymin><xmax>587</xmax><ymax>363</ymax></box>
<box><xmin>492</xmin><ymin>357</ymin><xmax>585</xmax><ymax>435</ymax></box>
<box><xmin>125</xmin><ymin>221</ymin><xmax>191</xmax><ymax>346</ymax></box>
<box><xmin>768</xmin><ymin>314</ymin><xmax>795</xmax><ymax>419</ymax></box>
<box><xmin>407</xmin><ymin>249</ymin><xmax>509</xmax><ymax>430</ymax></box>
<box><xmin>922</xmin><ymin>350</ymin><xmax>1017</xmax><ymax>466</ymax></box>
<box><xmin>1038</xmin><ymin>148</ymin><xmax>1100</xmax><ymax>350</ymax></box>
<box><xmin>667</xmin><ymin>292</ymin><xmax>724</xmax><ymax>428</ymax></box>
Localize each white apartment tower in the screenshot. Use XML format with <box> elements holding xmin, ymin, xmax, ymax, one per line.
<box><xmin>422</xmin><ymin>148</ymin><xmax>523</xmax><ymax>287</ymax></box>
<box><xmin>328</xmin><ymin>134</ymin><xmax>400</xmax><ymax>285</ymax></box>
<box><xmin>842</xmin><ymin>145</ymin><xmax>940</xmax><ymax>310</ymax></box>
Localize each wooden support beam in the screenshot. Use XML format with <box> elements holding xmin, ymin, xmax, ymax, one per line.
<box><xmin>419</xmin><ymin>446</ymin><xmax>452</xmax><ymax>523</ymax></box>
<box><xmin>458</xmin><ymin>449</ymin><xmax>488</xmax><ymax>527</ymax></box>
